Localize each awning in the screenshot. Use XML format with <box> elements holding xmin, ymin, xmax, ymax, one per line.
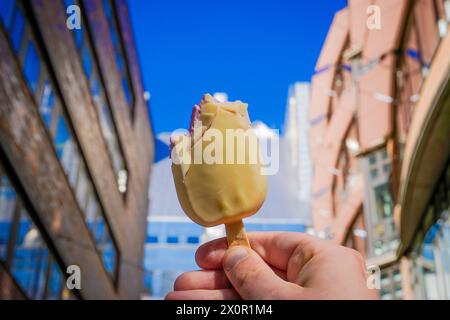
<box><xmin>398</xmin><ymin>31</ymin><xmax>450</xmax><ymax>256</ymax></box>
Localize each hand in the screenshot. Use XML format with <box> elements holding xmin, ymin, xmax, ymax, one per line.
<box><xmin>165</xmin><ymin>232</ymin><xmax>379</xmax><ymax>300</ymax></box>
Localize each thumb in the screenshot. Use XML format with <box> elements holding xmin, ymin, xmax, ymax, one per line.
<box><xmin>223</xmin><ymin>246</ymin><xmax>298</xmax><ymax>299</ymax></box>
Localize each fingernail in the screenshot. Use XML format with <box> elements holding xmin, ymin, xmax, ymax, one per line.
<box><xmin>223</xmin><ymin>247</ymin><xmax>248</xmax><ymax>271</ymax></box>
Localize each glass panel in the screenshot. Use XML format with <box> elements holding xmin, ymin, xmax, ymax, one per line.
<box><xmin>122</xmin><ymin>76</ymin><xmax>132</xmax><ymax>105</ymax></box>
<box><xmin>94</xmin><ymin>216</ymin><xmax>105</xmax><ymax>245</ymax></box>
<box><xmin>0</xmin><ymin>174</ymin><xmax>17</xmax><ymax>260</ymax></box>
<box><xmin>115</xmin><ymin>44</ymin><xmax>125</xmax><ymax>74</ymax></box>
<box><xmin>54</xmin><ymin>113</ymin><xmax>71</xmax><ymax>160</ymax></box>
<box><xmin>38</xmin><ymin>81</ymin><xmax>55</xmax><ymax>129</ymax></box>
<box><xmin>370</xmin><ymin>168</ymin><xmax>378</xmax><ymax>179</ymax></box>
<box><xmin>102</xmin><ymin>0</ymin><xmax>134</xmax><ymax>110</ymax></box>
<box><xmin>421</xmin><ymin>244</ymin><xmax>440</xmax><ymax>299</ymax></box>
<box><xmin>63</xmin><ymin>0</ymin><xmax>76</xmax><ymax>8</ymax></box>
<box><xmin>11</xmin><ymin>208</ymin><xmax>48</xmax><ymax>300</ymax></box>
<box><xmin>90</xmin><ymin>76</ymin><xmax>125</xmax><ymax>177</ymax></box>
<box><xmin>81</xmin><ymin>46</ymin><xmax>92</xmax><ymax>80</ymax></box>
<box><xmin>9</xmin><ymin>7</ymin><xmax>25</xmax><ymax>53</ymax></box>
<box><xmin>46</xmin><ymin>261</ymin><xmax>63</xmax><ymax>300</ymax></box>
<box><xmin>110</xmin><ymin>136</ymin><xmax>123</xmax><ymax>174</ymax></box>
<box><xmin>65</xmin><ymin>142</ymin><xmax>80</xmax><ymax>188</ymax></box>
<box><xmin>101</xmin><ymin>231</ymin><xmax>116</xmax><ymax>277</ymax></box>
<box><xmin>75</xmin><ymin>166</ymin><xmax>89</xmax><ymax>211</ymax></box>
<box><xmin>34</xmin><ymin>248</ymin><xmax>49</xmax><ymax>300</ymax></box>
<box><xmin>394</xmin><ymin>283</ymin><xmax>403</xmax><ymax>299</ymax></box>
<box><xmin>102</xmin><ymin>0</ymin><xmax>113</xmax><ymax>22</ymax></box>
<box><xmin>374</xmin><ymin>182</ymin><xmax>394</xmax><ymax>219</ymax></box>
<box><xmin>74</xmin><ymin>27</ymin><xmax>83</xmax><ymax>49</ymax></box>
<box><xmin>167</xmin><ymin>236</ymin><xmax>179</xmax><ymax>244</ymax></box>
<box><xmin>0</xmin><ymin>0</ymin><xmax>15</xmax><ymax>28</ymax></box>
<box><xmin>187</xmin><ymin>236</ymin><xmax>199</xmax><ymax>244</ymax></box>
<box><xmin>23</xmin><ymin>42</ymin><xmax>41</xmax><ymax>93</ymax></box>
<box><xmin>85</xmin><ymin>194</ymin><xmax>99</xmax><ymax>235</ymax></box>
<box><xmin>91</xmin><ymin>76</ymin><xmax>101</xmax><ymax>97</ymax></box>
<box><xmin>443</xmin><ymin>222</ymin><xmax>450</xmax><ymax>299</ymax></box>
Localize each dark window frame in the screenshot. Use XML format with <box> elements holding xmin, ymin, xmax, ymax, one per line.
<box><xmin>0</xmin><ymin>157</ymin><xmax>74</xmax><ymax>300</ymax></box>
<box><xmin>70</xmin><ymin>0</ymin><xmax>130</xmax><ymax>199</ymax></box>
<box><xmin>3</xmin><ymin>0</ymin><xmax>121</xmax><ymax>289</ymax></box>
<box><xmin>103</xmin><ymin>0</ymin><xmax>136</xmax><ymax>120</ymax></box>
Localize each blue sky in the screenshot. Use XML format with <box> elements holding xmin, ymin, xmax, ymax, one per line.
<box><xmin>128</xmin><ymin>0</ymin><xmax>346</xmax><ymax>134</ymax></box>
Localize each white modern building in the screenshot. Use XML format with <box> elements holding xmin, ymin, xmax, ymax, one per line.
<box><xmin>285</xmin><ymin>82</ymin><xmax>312</xmax><ymax>214</ymax></box>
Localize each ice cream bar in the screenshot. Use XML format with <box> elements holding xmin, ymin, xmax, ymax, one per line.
<box><xmin>171</xmin><ymin>94</ymin><xmax>267</xmax><ymax>247</ymax></box>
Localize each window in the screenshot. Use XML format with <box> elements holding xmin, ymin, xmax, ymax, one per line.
<box><xmin>187</xmin><ymin>236</ymin><xmax>199</xmax><ymax>244</ymax></box>
<box><xmin>54</xmin><ymin>113</ymin><xmax>71</xmax><ymax>160</ymax></box>
<box><xmin>46</xmin><ymin>260</ymin><xmax>63</xmax><ymax>300</ymax></box>
<box><xmin>374</xmin><ymin>183</ymin><xmax>394</xmax><ymax>220</ymax></box>
<box><xmin>364</xmin><ymin>148</ymin><xmax>399</xmax><ymax>257</ymax></box>
<box><xmin>67</xmin><ymin>1</ymin><xmax>129</xmax><ymax>194</ymax></box>
<box><xmin>23</xmin><ymin>42</ymin><xmax>41</xmax><ymax>93</ymax></box>
<box><xmin>370</xmin><ymin>168</ymin><xmax>378</xmax><ymax>179</ymax></box>
<box><xmin>75</xmin><ymin>166</ymin><xmax>89</xmax><ymax>211</ymax></box>
<box><xmin>38</xmin><ymin>81</ymin><xmax>55</xmax><ymax>129</ymax></box>
<box><xmin>84</xmin><ymin>192</ymin><xmax>118</xmax><ymax>280</ymax></box>
<box><xmin>379</xmin><ymin>264</ymin><xmax>403</xmax><ymax>300</ymax></box>
<box><xmin>0</xmin><ymin>0</ymin><xmax>15</xmax><ymax>29</ymax></box>
<box><xmin>81</xmin><ymin>46</ymin><xmax>92</xmax><ymax>79</ymax></box>
<box><xmin>102</xmin><ymin>0</ymin><xmax>135</xmax><ymax>110</ymax></box>
<box><xmin>11</xmin><ymin>209</ymin><xmax>49</xmax><ymax>299</ymax></box>
<box><xmin>167</xmin><ymin>236</ymin><xmax>179</xmax><ymax>244</ymax></box>
<box><xmin>0</xmin><ymin>164</ymin><xmax>70</xmax><ymax>300</ymax></box>
<box><xmin>101</xmin><ymin>232</ymin><xmax>117</xmax><ymax>277</ymax></box>
<box><xmin>9</xmin><ymin>6</ymin><xmax>25</xmax><ymax>53</ymax></box>
<box><xmin>0</xmin><ymin>175</ymin><xmax>16</xmax><ymax>260</ymax></box>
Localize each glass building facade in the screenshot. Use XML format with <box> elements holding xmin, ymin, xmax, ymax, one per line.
<box><xmin>0</xmin><ymin>164</ymin><xmax>73</xmax><ymax>300</ymax></box>
<box><xmin>1</xmin><ymin>0</ymin><xmax>118</xmax><ymax>283</ymax></box>
<box><xmin>0</xmin><ymin>0</ymin><xmax>153</xmax><ymax>299</ymax></box>
<box><xmin>309</xmin><ymin>0</ymin><xmax>450</xmax><ymax>300</ymax></box>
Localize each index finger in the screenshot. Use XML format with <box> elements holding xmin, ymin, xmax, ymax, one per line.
<box><xmin>195</xmin><ymin>231</ymin><xmax>329</xmax><ymax>272</ymax></box>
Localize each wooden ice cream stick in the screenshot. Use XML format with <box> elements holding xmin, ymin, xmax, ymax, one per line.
<box><xmin>225</xmin><ymin>220</ymin><xmax>250</xmax><ymax>248</ymax></box>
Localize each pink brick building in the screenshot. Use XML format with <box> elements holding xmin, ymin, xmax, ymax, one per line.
<box><xmin>310</xmin><ymin>0</ymin><xmax>450</xmax><ymax>299</ymax></box>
